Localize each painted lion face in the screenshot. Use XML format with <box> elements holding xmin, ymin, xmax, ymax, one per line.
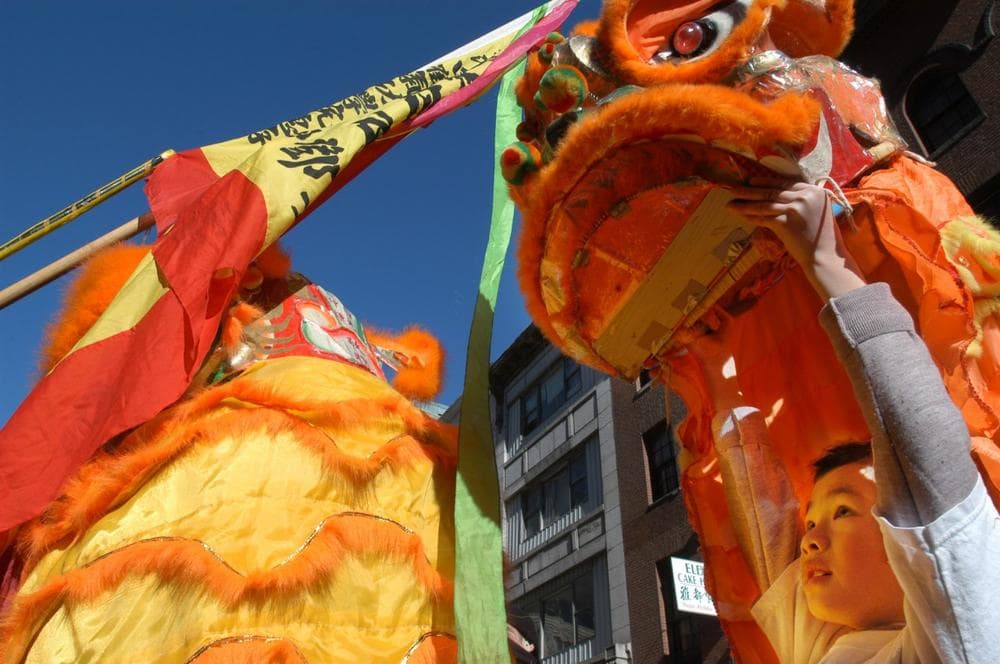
<box><xmin>506</xmin><ymin>0</ymin><xmax>902</xmax><ymax>379</ymax></box>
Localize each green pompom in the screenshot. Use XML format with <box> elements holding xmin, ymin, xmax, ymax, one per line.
<box><xmin>537</xmin><ymin>66</ymin><xmax>589</xmax><ymax>114</ymax></box>
<box><xmin>538</xmin><ymin>41</ymin><xmax>557</xmax><ymax>64</ymax></box>
<box><xmin>500</xmin><ymin>142</ymin><xmax>542</xmax><ymax>185</ymax></box>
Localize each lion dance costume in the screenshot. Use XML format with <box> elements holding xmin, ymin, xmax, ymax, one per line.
<box><xmin>503</xmin><ymin>0</ymin><xmax>1000</xmax><ymax>661</ymax></box>
<box><xmin>0</xmin><ymin>245</ymin><xmax>460</xmax><ymax>662</ymax></box>
<box><xmin>0</xmin><ymin>3</ymin><xmax>586</xmax><ymax>661</ymax></box>
<box><xmin>2</xmin><ymin>1</ymin><xmax>999</xmax><ymax>661</ymax></box>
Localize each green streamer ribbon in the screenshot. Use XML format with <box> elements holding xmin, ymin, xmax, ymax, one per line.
<box><xmin>453</xmin><ymin>54</ymin><xmax>530</xmax><ymax>664</ymax></box>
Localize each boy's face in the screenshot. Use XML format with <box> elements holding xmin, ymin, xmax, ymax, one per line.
<box><xmin>800</xmin><ymin>462</ymin><xmax>904</xmax><ymax>630</ymax></box>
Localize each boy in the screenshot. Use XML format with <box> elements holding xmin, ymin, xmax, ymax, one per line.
<box><xmin>688</xmin><ymin>182</ymin><xmax>1000</xmax><ymax>662</ymax></box>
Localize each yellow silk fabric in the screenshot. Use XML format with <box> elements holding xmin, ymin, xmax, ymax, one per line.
<box><xmin>197</xmin><ymin>39</ymin><xmax>516</xmax><ymax>249</ymax></box>
<box><xmin>59</xmin><ymin>251</ymin><xmax>169</xmax><ymax>367</ymax></box>
<box><xmin>27</xmin><ymin>569</ymin><xmax>446</xmax><ymax>663</ymax></box>
<box><xmin>11</xmin><ymin>357</ymin><xmax>457</xmax><ymax>663</ymax></box>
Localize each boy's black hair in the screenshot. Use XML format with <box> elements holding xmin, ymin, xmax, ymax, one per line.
<box><xmin>812</xmin><ymin>442</ymin><xmax>873</xmax><ymax>482</ymax></box>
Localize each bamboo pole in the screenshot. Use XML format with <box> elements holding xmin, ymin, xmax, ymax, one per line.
<box><xmin>0</xmin><ymin>150</ymin><xmax>172</xmax><ymax>262</ymax></box>
<box><xmin>0</xmin><ymin>213</ymin><xmax>155</xmax><ymax>311</ymax></box>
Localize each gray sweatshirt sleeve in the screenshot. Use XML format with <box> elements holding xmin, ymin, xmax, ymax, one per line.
<box><xmin>818</xmin><ymin>283</ymin><xmax>978</xmax><ymax>527</ymax></box>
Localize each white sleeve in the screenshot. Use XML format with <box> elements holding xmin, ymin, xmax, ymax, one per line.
<box><xmin>877</xmin><ymin>477</ymin><xmax>1000</xmax><ymax>663</ymax></box>
<box><xmin>751</xmin><ymin>560</ymin><xmax>852</xmax><ymax>664</ymax></box>
<box><xmin>713</xmin><ymin>406</ymin><xmax>801</xmax><ymax>590</ymax></box>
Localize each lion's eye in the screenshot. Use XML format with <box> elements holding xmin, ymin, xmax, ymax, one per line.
<box><xmin>650</xmin><ymin>0</ymin><xmax>750</xmax><ymax>64</ymax></box>
<box><xmin>672</xmin><ymin>20</ymin><xmax>713</xmax><ymax>56</ymax></box>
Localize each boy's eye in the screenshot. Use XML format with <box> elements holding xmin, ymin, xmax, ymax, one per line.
<box><xmin>805</xmin><ymin>520</ymin><xmax>815</xmax><ymax>531</ymax></box>
<box><xmin>834</xmin><ymin>505</ymin><xmax>852</xmax><ymax>518</ymax></box>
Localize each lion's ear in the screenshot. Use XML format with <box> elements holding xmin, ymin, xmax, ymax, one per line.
<box><xmin>253</xmin><ymin>242</ymin><xmax>292</xmax><ymax>280</ymax></box>
<box><xmin>366</xmin><ymin>327</ymin><xmax>445</xmax><ymax>402</ymax></box>
<box><xmin>571</xmin><ymin>19</ymin><xmax>600</xmax><ymax>37</ymax></box>
<box><xmin>770</xmin><ymin>0</ymin><xmax>855</xmax><ymax>58</ymax></box>
<box><xmin>39</xmin><ymin>244</ymin><xmax>149</xmax><ymax>375</ymax></box>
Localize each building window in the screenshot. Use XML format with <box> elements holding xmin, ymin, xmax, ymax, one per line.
<box><xmin>645</xmin><ymin>421</ymin><xmax>679</xmax><ymax>501</ymax></box>
<box><xmin>540</xmin><ymin>573</ymin><xmax>597</xmax><ymax>657</ymax></box>
<box><xmin>524</xmin><ymin>485</ymin><xmax>543</xmax><ymax>537</ymax></box>
<box><xmin>636</xmin><ymin>367</ymin><xmax>653</xmax><ymax>391</ymax></box>
<box><xmin>521</xmin><ymin>453</ymin><xmax>589</xmax><ymax>538</ymax></box>
<box><xmin>511</xmin><ymin>559</ymin><xmax>607</xmax><ymax>660</ymax></box>
<box><xmin>569</xmin><ymin>454</ymin><xmax>588</xmax><ymax>507</ymax></box>
<box><xmin>519</xmin><ymin>357</ymin><xmax>583</xmax><ymax>437</ymax></box>
<box><xmin>656</xmin><ymin>559</ymin><xmax>701</xmax><ymax>664</ymax></box>
<box><xmin>905</xmin><ymin>68</ymin><xmax>984</xmax><ymax>157</ymax></box>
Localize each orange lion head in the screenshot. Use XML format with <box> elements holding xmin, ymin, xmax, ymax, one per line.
<box><xmin>505</xmin><ymin>0</ymin><xmax>903</xmax><ymax>379</ymax></box>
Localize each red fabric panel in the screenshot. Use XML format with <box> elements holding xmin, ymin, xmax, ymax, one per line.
<box><xmin>0</xmin><ymin>168</ymin><xmax>267</xmax><ymax>533</ymax></box>
<box><xmin>145</xmin><ymin>149</ymin><xmax>221</xmax><ymax>232</ymax></box>
<box><xmin>152</xmin><ymin>169</ymin><xmax>267</xmax><ymax>368</ymax></box>
<box><xmin>0</xmin><ymin>294</ymin><xmax>186</xmax><ymax>530</ymax></box>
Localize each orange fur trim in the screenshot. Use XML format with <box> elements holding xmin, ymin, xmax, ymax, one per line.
<box><xmin>188</xmin><ymin>637</ymin><xmax>308</xmax><ymax>663</ymax></box>
<box><xmin>18</xmin><ymin>377</ymin><xmax>457</xmax><ymax>571</ymax></box>
<box><xmin>2</xmin><ymin>514</ymin><xmax>453</xmax><ymax>658</ymax></box>
<box><xmin>220</xmin><ymin>316</ymin><xmax>244</xmax><ymax>352</ymax></box>
<box><xmin>367</xmin><ymin>327</ymin><xmax>445</xmax><ymax>401</ymax></box>
<box><xmin>38</xmin><ymin>244</ymin><xmax>149</xmax><ymax>374</ymax></box>
<box><xmin>220</xmin><ymin>302</ymin><xmax>264</xmax><ymax>352</ymax></box>
<box><xmin>598</xmin><ymin>0</ymin><xmax>784</xmax><ymax>86</ymax></box>
<box><xmin>407</xmin><ymin>634</ymin><xmax>458</xmax><ymax>664</ymax></box>
<box><xmin>770</xmin><ymin>0</ymin><xmax>854</xmax><ymax>57</ymax></box>
<box><xmin>515</xmin><ymin>50</ymin><xmax>552</xmax><ymax>114</ymax></box>
<box><xmin>253</xmin><ymin>242</ymin><xmax>292</xmax><ymax>279</ymax></box>
<box><xmin>516</xmin><ymin>85</ymin><xmax>818</xmax><ymax>367</ymax></box>
<box><xmin>571</xmin><ymin>19</ymin><xmax>600</xmax><ymax>37</ymax></box>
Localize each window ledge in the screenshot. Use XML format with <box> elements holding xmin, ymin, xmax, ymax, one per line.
<box><xmin>633</xmin><ymin>380</ymin><xmax>654</xmax><ymax>399</ymax></box>
<box><xmin>928</xmin><ymin>114</ymin><xmax>986</xmax><ymax>159</ymax></box>
<box><xmin>647</xmin><ymin>488</ymin><xmax>681</xmax><ymax>511</ymax></box>
<box><xmin>513</xmin><ymin>504</ymin><xmax>605</xmax><ymax>563</ymax></box>
<box><xmin>506</xmin><ymin>387</ymin><xmax>599</xmax><ymax>462</ymax></box>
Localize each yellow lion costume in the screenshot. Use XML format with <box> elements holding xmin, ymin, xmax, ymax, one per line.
<box><xmin>1</xmin><ymin>245</ymin><xmax>459</xmax><ymax>663</ymax></box>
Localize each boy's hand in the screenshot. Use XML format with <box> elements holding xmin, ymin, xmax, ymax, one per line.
<box><xmin>726</xmin><ymin>181</ymin><xmax>866</xmax><ymax>300</ymax></box>
<box><xmin>676</xmin><ymin>311</ymin><xmax>742</xmax><ymax>406</ymax></box>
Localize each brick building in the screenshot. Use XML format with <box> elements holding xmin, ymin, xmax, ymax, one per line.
<box><xmin>843</xmin><ymin>0</ymin><xmax>999</xmax><ymax>218</ymax></box>
<box><xmin>459</xmin><ymin>326</ymin><xmax>728</xmax><ymax>663</ymax></box>
<box><xmin>608</xmin><ymin>377</ymin><xmax>729</xmax><ymax>664</ymax></box>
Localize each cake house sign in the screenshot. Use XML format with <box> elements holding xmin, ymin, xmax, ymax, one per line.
<box><xmin>670</xmin><ymin>557</ymin><xmax>717</xmax><ymax>616</ymax></box>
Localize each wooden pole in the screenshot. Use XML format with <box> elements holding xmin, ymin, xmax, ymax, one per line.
<box><xmin>0</xmin><ymin>150</ymin><xmax>172</xmax><ymax>262</ymax></box>
<box><xmin>0</xmin><ymin>213</ymin><xmax>155</xmax><ymax>311</ymax></box>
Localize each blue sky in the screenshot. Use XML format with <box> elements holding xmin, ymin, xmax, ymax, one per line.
<box><xmin>0</xmin><ymin>0</ymin><xmax>603</xmax><ymax>425</ymax></box>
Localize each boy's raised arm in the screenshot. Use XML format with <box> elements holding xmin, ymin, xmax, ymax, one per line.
<box><xmin>728</xmin><ymin>181</ymin><xmax>977</xmax><ymax>526</ymax></box>
<box><xmin>817</xmin><ymin>284</ymin><xmax>977</xmax><ymax>526</ymax></box>
<box><xmin>686</xmin><ymin>332</ymin><xmax>802</xmax><ymax>591</ymax></box>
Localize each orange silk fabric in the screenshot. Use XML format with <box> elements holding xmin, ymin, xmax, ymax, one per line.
<box><xmin>668</xmin><ymin>156</ymin><xmax>999</xmax><ymax>662</ymax></box>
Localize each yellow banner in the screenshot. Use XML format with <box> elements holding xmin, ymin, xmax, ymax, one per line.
<box><xmin>201</xmin><ymin>38</ymin><xmax>516</xmax><ymax>247</ymax></box>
